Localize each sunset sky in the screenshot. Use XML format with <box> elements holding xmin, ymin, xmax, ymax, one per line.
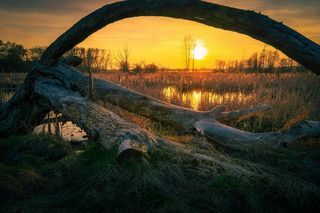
<box><xmin>0</xmin><ymin>0</ymin><xmax>319</xmax><ymax>68</ymax></box>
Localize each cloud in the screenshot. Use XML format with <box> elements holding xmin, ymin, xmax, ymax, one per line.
<box><xmin>0</xmin><ymin>0</ymin><xmax>115</xmax><ymax>14</ymax></box>
<box><xmin>206</xmin><ymin>0</ymin><xmax>319</xmax><ymax>9</ymax></box>
<box><xmin>0</xmin><ymin>0</ymin><xmax>319</xmax><ymax>47</ymax></box>
<box><xmin>0</xmin><ymin>0</ymin><xmax>319</xmax><ymax>16</ymax></box>
<box><xmin>205</xmin><ymin>0</ymin><xmax>320</xmax><ymax>38</ymax></box>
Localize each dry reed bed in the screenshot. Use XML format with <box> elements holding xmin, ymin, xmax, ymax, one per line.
<box><xmin>0</xmin><ymin>71</ymin><xmax>319</xmax><ymax>133</ymax></box>
<box><xmin>95</xmin><ymin>71</ymin><xmax>320</xmax><ymax>132</ymax></box>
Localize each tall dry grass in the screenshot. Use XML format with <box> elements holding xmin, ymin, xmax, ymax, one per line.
<box><xmin>0</xmin><ymin>71</ymin><xmax>319</xmax><ymax>133</ymax></box>
<box><xmin>95</xmin><ymin>71</ymin><xmax>320</xmax><ymax>132</ymax></box>
<box><xmin>0</xmin><ymin>72</ymin><xmax>319</xmax><ymax>213</ymax></box>
<box><xmin>0</xmin><ymin>72</ymin><xmax>23</xmax><ymax>104</ymax></box>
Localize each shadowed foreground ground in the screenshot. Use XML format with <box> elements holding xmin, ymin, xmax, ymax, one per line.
<box><xmin>1</xmin><ymin>71</ymin><xmax>320</xmax><ymax>212</ymax></box>
<box><xmin>1</xmin><ymin>134</ymin><xmax>320</xmax><ymax>213</ymax></box>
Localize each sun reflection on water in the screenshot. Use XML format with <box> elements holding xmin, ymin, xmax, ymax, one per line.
<box><xmin>163</xmin><ymin>86</ymin><xmax>253</xmax><ymax>111</ymax></box>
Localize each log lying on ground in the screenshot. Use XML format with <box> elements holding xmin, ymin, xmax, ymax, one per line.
<box><xmin>0</xmin><ymin>79</ymin><xmax>256</xmax><ymax>177</ymax></box>
<box><xmin>1</xmin><ymin>0</ymin><xmax>320</xmax><ymax>153</ymax></box>
<box><xmin>34</xmin><ymin>77</ymin><xmax>179</xmax><ymax>162</ymax></box>
<box><xmin>33</xmin><ymin>76</ymin><xmax>257</xmax><ymax>174</ymax></box>
<box><xmin>194</xmin><ymin>120</ymin><xmax>320</xmax><ymax>149</ymax></box>
<box><xmin>36</xmin><ymin>63</ymin><xmax>320</xmax><ymax>148</ymax></box>
<box><xmin>36</xmin><ymin>64</ymin><xmax>271</xmax><ymax>127</ymax></box>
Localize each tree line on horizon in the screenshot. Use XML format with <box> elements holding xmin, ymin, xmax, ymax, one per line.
<box><xmin>0</xmin><ymin>39</ymin><xmax>309</xmax><ymax>73</ymax></box>
<box><xmin>213</xmin><ymin>45</ymin><xmax>307</xmax><ymax>73</ymax></box>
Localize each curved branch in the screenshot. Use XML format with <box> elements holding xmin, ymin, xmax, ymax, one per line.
<box><xmin>194</xmin><ymin>119</ymin><xmax>320</xmax><ymax>149</ymax></box>
<box><xmin>39</xmin><ymin>0</ymin><xmax>320</xmax><ymax>74</ymax></box>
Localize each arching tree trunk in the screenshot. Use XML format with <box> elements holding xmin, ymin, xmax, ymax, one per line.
<box><xmin>40</xmin><ymin>0</ymin><xmax>320</xmax><ymax>74</ymax></box>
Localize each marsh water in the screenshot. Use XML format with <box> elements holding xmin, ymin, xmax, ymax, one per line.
<box><xmin>34</xmin><ymin>120</ymin><xmax>87</xmax><ymax>142</ymax></box>
<box><xmin>162</xmin><ymin>86</ymin><xmax>253</xmax><ymax>111</ymax></box>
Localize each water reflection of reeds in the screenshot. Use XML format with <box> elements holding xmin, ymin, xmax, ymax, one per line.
<box><xmin>96</xmin><ymin>71</ymin><xmax>320</xmax><ymax>131</ymax></box>
<box><xmin>0</xmin><ymin>71</ymin><xmax>319</xmax><ymax>135</ymax></box>
<box><xmin>162</xmin><ymin>86</ymin><xmax>253</xmax><ymax>111</ymax></box>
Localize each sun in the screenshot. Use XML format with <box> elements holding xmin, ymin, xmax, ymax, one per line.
<box><xmin>192</xmin><ymin>40</ymin><xmax>208</xmax><ymax>60</ymax></box>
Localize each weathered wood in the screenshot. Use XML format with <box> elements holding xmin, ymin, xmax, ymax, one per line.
<box><xmin>36</xmin><ymin>64</ymin><xmax>270</xmax><ymax>127</ymax></box>
<box><xmin>2</xmin><ymin>73</ymin><xmax>256</xmax><ymax>171</ymax></box>
<box><xmin>193</xmin><ymin>119</ymin><xmax>320</xmax><ymax>149</ymax></box>
<box><xmin>40</xmin><ymin>0</ymin><xmax>320</xmax><ymax>74</ymax></box>
<box><xmin>36</xmin><ymin>64</ymin><xmax>320</xmax><ymax>148</ymax></box>
<box><xmin>2</xmin><ymin>61</ymin><xmax>318</xmax><ymax>150</ymax></box>
<box><xmin>25</xmin><ymin>76</ymin><xmax>259</xmax><ymax>172</ymax></box>
<box><xmin>33</xmin><ymin>77</ymin><xmax>180</xmax><ymax>160</ymax></box>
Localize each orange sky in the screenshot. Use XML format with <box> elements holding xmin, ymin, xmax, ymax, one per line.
<box><xmin>80</xmin><ymin>17</ymin><xmax>268</xmax><ymax>68</ymax></box>
<box><xmin>0</xmin><ymin>0</ymin><xmax>319</xmax><ymax>68</ymax></box>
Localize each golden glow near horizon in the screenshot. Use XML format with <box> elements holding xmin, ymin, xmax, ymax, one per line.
<box><xmin>192</xmin><ymin>40</ymin><xmax>208</xmax><ymax>60</ymax></box>
<box><xmin>162</xmin><ymin>86</ymin><xmax>253</xmax><ymax>111</ymax></box>
<box><xmin>79</xmin><ymin>17</ymin><xmax>272</xmax><ymax>69</ymax></box>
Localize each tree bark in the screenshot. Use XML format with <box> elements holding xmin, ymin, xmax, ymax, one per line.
<box><xmin>39</xmin><ymin>0</ymin><xmax>320</xmax><ymax>74</ymax></box>
<box><xmin>33</xmin><ymin>76</ymin><xmax>183</xmax><ymax>162</ymax></box>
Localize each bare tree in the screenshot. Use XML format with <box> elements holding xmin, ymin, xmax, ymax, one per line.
<box><xmin>115</xmin><ymin>44</ymin><xmax>131</xmax><ymax>72</ymax></box>
<box><xmin>214</xmin><ymin>60</ymin><xmax>226</xmax><ymax>72</ymax></box>
<box><xmin>104</xmin><ymin>50</ymin><xmax>112</xmax><ymax>71</ymax></box>
<box><xmin>266</xmin><ymin>50</ymin><xmax>280</xmax><ymax>72</ymax></box>
<box><xmin>182</xmin><ymin>35</ymin><xmax>195</xmax><ymax>71</ymax></box>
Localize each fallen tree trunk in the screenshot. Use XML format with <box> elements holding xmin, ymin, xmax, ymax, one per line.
<box><xmin>1</xmin><ymin>0</ymin><xmax>320</xmax><ymax>160</ymax></box>
<box><xmin>33</xmin><ymin>76</ymin><xmax>258</xmax><ymax>172</ymax></box>
<box><xmin>36</xmin><ymin>64</ymin><xmax>271</xmax><ymax>126</ymax></box>
<box><xmin>35</xmin><ymin>63</ymin><xmax>320</xmax><ymax>149</ymax></box>
<box><xmin>33</xmin><ymin>77</ymin><xmax>180</xmax><ymax>162</ymax></box>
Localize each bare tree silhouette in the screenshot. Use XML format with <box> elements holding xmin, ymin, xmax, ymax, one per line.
<box><xmin>115</xmin><ymin>44</ymin><xmax>131</xmax><ymax>72</ymax></box>
<box><xmin>182</xmin><ymin>35</ymin><xmax>195</xmax><ymax>71</ymax></box>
